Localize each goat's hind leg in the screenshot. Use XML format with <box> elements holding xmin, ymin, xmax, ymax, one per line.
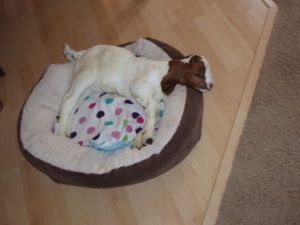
<box><xmin>57</xmin><ymin>75</ymin><xmax>93</xmax><ymax>137</ymax></box>
<box><xmin>63</xmin><ymin>44</ymin><xmax>83</xmax><ymax>61</ymax></box>
<box><xmin>57</xmin><ymin>93</ymin><xmax>74</xmax><ymax>136</ymax></box>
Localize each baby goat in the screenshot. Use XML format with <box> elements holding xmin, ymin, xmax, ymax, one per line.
<box><xmin>57</xmin><ymin>44</ymin><xmax>213</xmax><ymax>149</ymax></box>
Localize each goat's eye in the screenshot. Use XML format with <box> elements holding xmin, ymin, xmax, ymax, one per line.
<box><xmin>195</xmin><ymin>73</ymin><xmax>205</xmax><ymax>79</ymax></box>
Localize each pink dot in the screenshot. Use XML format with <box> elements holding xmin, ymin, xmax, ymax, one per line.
<box><xmin>78</xmin><ymin>141</ymin><xmax>84</xmax><ymax>146</ymax></box>
<box><xmin>115</xmin><ymin>108</ymin><xmax>123</xmax><ymax>115</ymax></box>
<box><xmin>112</xmin><ymin>131</ymin><xmax>121</xmax><ymax>139</ymax></box>
<box><xmin>87</xmin><ymin>127</ymin><xmax>95</xmax><ymax>134</ymax></box>
<box><xmin>136</xmin><ymin>117</ymin><xmax>144</xmax><ymax>124</ymax></box>
<box><xmin>89</xmin><ymin>102</ymin><xmax>96</xmax><ymax>109</ymax></box>
<box><xmin>126</xmin><ymin>125</ymin><xmax>133</xmax><ymax>133</ymax></box>
<box><xmin>79</xmin><ymin>117</ymin><xmax>87</xmax><ymax>124</ymax></box>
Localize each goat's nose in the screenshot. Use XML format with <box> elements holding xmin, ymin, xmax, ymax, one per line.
<box><xmin>207</xmin><ymin>83</ymin><xmax>213</xmax><ymax>90</ymax></box>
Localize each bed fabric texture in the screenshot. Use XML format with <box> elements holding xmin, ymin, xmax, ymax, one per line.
<box><xmin>19</xmin><ymin>38</ymin><xmax>204</xmax><ymax>188</ymax></box>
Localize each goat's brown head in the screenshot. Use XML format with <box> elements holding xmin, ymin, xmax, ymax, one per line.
<box><xmin>161</xmin><ymin>55</ymin><xmax>213</xmax><ymax>95</ymax></box>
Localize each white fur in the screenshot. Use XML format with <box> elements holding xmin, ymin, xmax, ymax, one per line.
<box><xmin>201</xmin><ymin>56</ymin><xmax>213</xmax><ymax>88</ymax></box>
<box><xmin>181</xmin><ymin>55</ymin><xmax>193</xmax><ymax>63</ymax></box>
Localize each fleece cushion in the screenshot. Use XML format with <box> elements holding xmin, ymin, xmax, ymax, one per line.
<box><xmin>18</xmin><ymin>38</ymin><xmax>203</xmax><ymax>188</ymax></box>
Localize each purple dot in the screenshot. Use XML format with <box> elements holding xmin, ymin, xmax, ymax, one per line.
<box><xmin>135</xmin><ymin>127</ymin><xmax>142</xmax><ymax>134</ymax></box>
<box><xmin>124</xmin><ymin>99</ymin><xmax>133</xmax><ymax>104</ymax></box>
<box><xmin>92</xmin><ymin>133</ymin><xmax>100</xmax><ymax>140</ymax></box>
<box><xmin>99</xmin><ymin>92</ymin><xmax>107</xmax><ymax>98</ymax></box>
<box><xmin>132</xmin><ymin>112</ymin><xmax>139</xmax><ymax>119</ymax></box>
<box><xmin>97</xmin><ymin>111</ymin><xmax>105</xmax><ymax>119</ymax></box>
<box><xmin>70</xmin><ymin>132</ymin><xmax>77</xmax><ymax>138</ymax></box>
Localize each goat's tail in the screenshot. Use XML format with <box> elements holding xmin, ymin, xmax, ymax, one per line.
<box><xmin>63</xmin><ymin>44</ymin><xmax>83</xmax><ymax>61</ymax></box>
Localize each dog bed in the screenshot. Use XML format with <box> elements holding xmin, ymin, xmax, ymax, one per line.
<box><xmin>18</xmin><ymin>38</ymin><xmax>204</xmax><ymax>188</ymax></box>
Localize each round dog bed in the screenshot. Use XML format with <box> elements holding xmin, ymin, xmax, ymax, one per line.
<box><xmin>18</xmin><ymin>38</ymin><xmax>203</xmax><ymax>188</ymax></box>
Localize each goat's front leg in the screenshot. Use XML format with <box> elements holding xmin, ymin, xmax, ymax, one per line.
<box><xmin>143</xmin><ymin>100</ymin><xmax>159</xmax><ymax>145</ymax></box>
<box><xmin>133</xmin><ymin>100</ymin><xmax>159</xmax><ymax>149</ymax></box>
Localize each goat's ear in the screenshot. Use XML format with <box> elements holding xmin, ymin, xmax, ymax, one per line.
<box><xmin>189</xmin><ymin>55</ymin><xmax>206</xmax><ymax>74</ymax></box>
<box><xmin>161</xmin><ymin>77</ymin><xmax>176</xmax><ymax>95</ymax></box>
<box><xmin>189</xmin><ymin>55</ymin><xmax>203</xmax><ymax>65</ymax></box>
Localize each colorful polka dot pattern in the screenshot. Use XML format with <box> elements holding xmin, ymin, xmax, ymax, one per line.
<box><xmin>54</xmin><ymin>87</ymin><xmax>164</xmax><ymax>151</ymax></box>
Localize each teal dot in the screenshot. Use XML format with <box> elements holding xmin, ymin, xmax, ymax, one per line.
<box><xmin>104</xmin><ymin>121</ymin><xmax>114</xmax><ymax>126</ymax></box>
<box><xmin>105</xmin><ymin>98</ymin><xmax>114</xmax><ymax>104</ymax></box>
<box><xmin>83</xmin><ymin>96</ymin><xmax>90</xmax><ymax>101</ymax></box>
<box><xmin>159</xmin><ymin>110</ymin><xmax>164</xmax><ymax>117</ymax></box>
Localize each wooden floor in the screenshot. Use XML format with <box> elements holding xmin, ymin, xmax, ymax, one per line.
<box><xmin>0</xmin><ymin>0</ymin><xmax>276</xmax><ymax>224</ymax></box>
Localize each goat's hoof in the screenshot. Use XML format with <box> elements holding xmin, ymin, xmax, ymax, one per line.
<box><xmin>145</xmin><ymin>138</ymin><xmax>153</xmax><ymax>145</ymax></box>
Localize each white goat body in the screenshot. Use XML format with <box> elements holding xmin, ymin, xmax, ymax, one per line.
<box><xmin>58</xmin><ymin>44</ymin><xmax>213</xmax><ymax>149</ymax></box>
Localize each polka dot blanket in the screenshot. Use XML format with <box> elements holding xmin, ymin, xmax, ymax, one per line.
<box><xmin>54</xmin><ymin>87</ymin><xmax>163</xmax><ymax>151</ymax></box>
